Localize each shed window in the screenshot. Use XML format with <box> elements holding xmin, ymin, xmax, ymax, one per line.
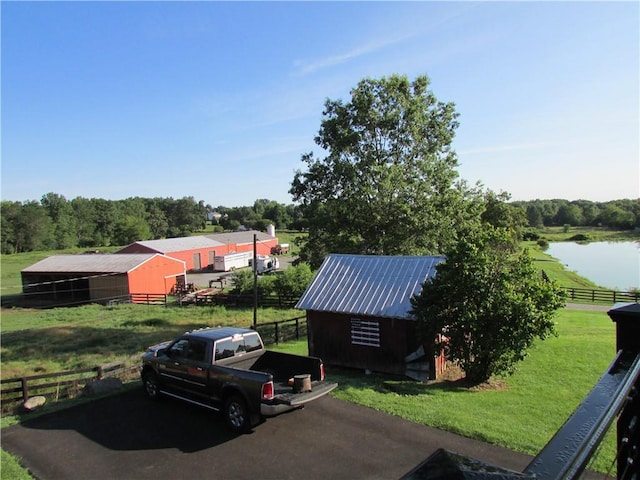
<box><xmin>351</xmin><ymin>319</ymin><xmax>380</xmax><ymax>347</ymax></box>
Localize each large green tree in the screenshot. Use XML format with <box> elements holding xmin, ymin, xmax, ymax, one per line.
<box><xmin>410</xmin><ymin>226</ymin><xmax>566</xmax><ymax>384</ymax></box>
<box><xmin>41</xmin><ymin>192</ymin><xmax>77</xmax><ymax>249</ymax></box>
<box><xmin>290</xmin><ymin>74</ymin><xmax>482</xmax><ymax>268</ymax></box>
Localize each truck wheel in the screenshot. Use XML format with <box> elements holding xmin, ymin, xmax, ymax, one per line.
<box><xmin>142</xmin><ymin>372</ymin><xmax>161</xmax><ymax>400</ymax></box>
<box><xmin>224</xmin><ymin>395</ymin><xmax>250</xmax><ymax>433</ymax></box>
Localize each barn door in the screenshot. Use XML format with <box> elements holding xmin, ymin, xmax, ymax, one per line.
<box><xmin>192</xmin><ymin>253</ymin><xmax>202</xmax><ymax>270</ymax></box>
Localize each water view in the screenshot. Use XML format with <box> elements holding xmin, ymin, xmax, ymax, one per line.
<box><xmin>545</xmin><ymin>241</ymin><xmax>640</xmax><ymax>291</ymax></box>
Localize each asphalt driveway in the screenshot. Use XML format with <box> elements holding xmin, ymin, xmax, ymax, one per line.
<box><xmin>2</xmin><ymin>387</ymin><xmax>541</xmax><ymax>480</ymax></box>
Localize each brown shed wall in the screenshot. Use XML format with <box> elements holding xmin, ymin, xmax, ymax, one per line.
<box><xmin>307</xmin><ymin>311</ymin><xmax>422</xmax><ymax>376</ymax></box>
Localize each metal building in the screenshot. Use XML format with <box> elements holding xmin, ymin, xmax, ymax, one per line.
<box><xmin>21</xmin><ymin>253</ymin><xmax>186</xmax><ymax>306</ymax></box>
<box><xmin>296</xmin><ymin>254</ymin><xmax>446</xmax><ymax>380</ymax></box>
<box><xmin>118</xmin><ymin>230</ymin><xmax>278</xmax><ymax>271</ymax></box>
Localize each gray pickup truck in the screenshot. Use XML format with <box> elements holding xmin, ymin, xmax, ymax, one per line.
<box><xmin>140</xmin><ymin>327</ymin><xmax>337</xmax><ymax>432</ymax></box>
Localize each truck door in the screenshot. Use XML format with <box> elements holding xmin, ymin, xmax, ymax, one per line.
<box><xmin>162</xmin><ymin>338</ymin><xmax>210</xmax><ymax>398</ymax></box>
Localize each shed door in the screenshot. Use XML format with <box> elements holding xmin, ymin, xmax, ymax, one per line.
<box><xmin>192</xmin><ymin>253</ymin><xmax>202</xmax><ymax>270</ymax></box>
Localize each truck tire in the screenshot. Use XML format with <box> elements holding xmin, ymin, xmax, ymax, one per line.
<box><xmin>142</xmin><ymin>372</ymin><xmax>161</xmax><ymax>400</ymax></box>
<box><xmin>224</xmin><ymin>395</ymin><xmax>250</xmax><ymax>433</ymax></box>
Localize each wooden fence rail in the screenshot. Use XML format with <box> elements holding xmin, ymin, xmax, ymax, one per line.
<box><xmin>252</xmin><ymin>316</ymin><xmax>307</xmax><ymax>345</ymax></box>
<box><xmin>561</xmin><ymin>287</ymin><xmax>639</xmax><ymax>304</ymax></box>
<box><xmin>0</xmin><ymin>359</ymin><xmax>139</xmax><ymax>412</ymax></box>
<box><xmin>177</xmin><ymin>292</ymin><xmax>299</xmax><ymax>309</ymax></box>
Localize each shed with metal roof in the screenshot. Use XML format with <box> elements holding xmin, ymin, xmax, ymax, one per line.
<box><xmin>21</xmin><ymin>253</ymin><xmax>186</xmax><ymax>306</ymax></box>
<box><xmin>296</xmin><ymin>254</ymin><xmax>446</xmax><ymax>380</ymax></box>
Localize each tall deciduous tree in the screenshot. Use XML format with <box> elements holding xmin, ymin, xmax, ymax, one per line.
<box><xmin>41</xmin><ymin>192</ymin><xmax>77</xmax><ymax>249</ymax></box>
<box><xmin>290</xmin><ymin>75</ymin><xmax>482</xmax><ymax>268</ymax></box>
<box><xmin>410</xmin><ymin>226</ymin><xmax>566</xmax><ymax>384</ymax></box>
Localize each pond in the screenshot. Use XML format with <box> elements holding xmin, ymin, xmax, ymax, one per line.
<box><xmin>545</xmin><ymin>241</ymin><xmax>639</xmax><ymax>291</ymax></box>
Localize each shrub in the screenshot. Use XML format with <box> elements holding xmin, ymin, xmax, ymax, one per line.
<box><xmin>568</xmin><ymin>234</ymin><xmax>590</xmax><ymax>242</ymax></box>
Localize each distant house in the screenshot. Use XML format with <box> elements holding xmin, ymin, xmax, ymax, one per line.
<box><xmin>296</xmin><ymin>254</ymin><xmax>446</xmax><ymax>381</ymax></box>
<box><xmin>21</xmin><ymin>254</ymin><xmax>186</xmax><ymax>305</ymax></box>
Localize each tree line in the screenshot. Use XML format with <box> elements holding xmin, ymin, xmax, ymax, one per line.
<box><xmin>0</xmin><ymin>194</ymin><xmax>303</xmax><ymax>254</ymax></box>
<box><xmin>0</xmin><ymin>192</ymin><xmax>637</xmax><ymax>256</ymax></box>
<box><xmin>513</xmin><ymin>198</ymin><xmax>639</xmax><ymax>230</ymax></box>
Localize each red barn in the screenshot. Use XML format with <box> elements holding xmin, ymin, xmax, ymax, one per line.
<box><xmin>296</xmin><ymin>254</ymin><xmax>447</xmax><ymax>381</ymax></box>
<box><xmin>21</xmin><ymin>254</ymin><xmax>186</xmax><ymax>305</ymax></box>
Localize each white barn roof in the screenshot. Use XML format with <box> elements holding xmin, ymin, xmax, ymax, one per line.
<box><xmin>205</xmin><ymin>230</ymin><xmax>275</xmax><ymax>245</ymax></box>
<box><xmin>295</xmin><ymin>254</ymin><xmax>445</xmax><ymax>320</ymax></box>
<box><xmin>21</xmin><ymin>254</ymin><xmax>181</xmax><ymax>274</ymax></box>
<box><xmin>127</xmin><ymin>236</ymin><xmax>224</xmax><ymax>253</ymax></box>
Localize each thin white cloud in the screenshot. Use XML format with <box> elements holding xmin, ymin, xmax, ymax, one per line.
<box><xmin>294</xmin><ymin>33</ymin><xmax>414</xmax><ymax>76</ymax></box>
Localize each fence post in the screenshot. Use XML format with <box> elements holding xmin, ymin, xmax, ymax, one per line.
<box><xmin>274</xmin><ymin>322</ymin><xmax>279</xmax><ymax>344</ymax></box>
<box><xmin>296</xmin><ymin>318</ymin><xmax>300</xmax><ymax>340</ymax></box>
<box><xmin>21</xmin><ymin>378</ymin><xmax>29</xmax><ymax>402</ymax></box>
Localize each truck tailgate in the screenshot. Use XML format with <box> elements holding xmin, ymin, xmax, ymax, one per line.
<box><xmin>273</xmin><ymin>380</ymin><xmax>338</xmax><ymax>406</ymax></box>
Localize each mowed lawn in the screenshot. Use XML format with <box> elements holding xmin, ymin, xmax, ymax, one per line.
<box><xmin>273</xmin><ymin>308</ymin><xmax>618</xmax><ymax>474</ymax></box>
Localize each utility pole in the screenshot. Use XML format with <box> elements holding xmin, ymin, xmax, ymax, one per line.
<box><xmin>253</xmin><ymin>233</ymin><xmax>258</xmax><ymax>328</ymax></box>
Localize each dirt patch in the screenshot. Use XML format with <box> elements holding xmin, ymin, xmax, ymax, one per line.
<box><xmin>433</xmin><ymin>364</ymin><xmax>508</xmax><ymax>391</ymax></box>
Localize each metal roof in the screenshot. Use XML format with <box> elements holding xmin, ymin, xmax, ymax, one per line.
<box><xmin>205</xmin><ymin>230</ymin><xmax>275</xmax><ymax>246</ymax></box>
<box><xmin>21</xmin><ymin>254</ymin><xmax>182</xmax><ymax>274</ymax></box>
<box><xmin>295</xmin><ymin>254</ymin><xmax>445</xmax><ymax>320</ymax></box>
<box><xmin>125</xmin><ymin>236</ymin><xmax>225</xmax><ymax>253</ymax></box>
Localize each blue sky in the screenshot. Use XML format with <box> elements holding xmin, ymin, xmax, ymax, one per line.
<box><xmin>2</xmin><ymin>1</ymin><xmax>638</xmax><ymax>207</ymax></box>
